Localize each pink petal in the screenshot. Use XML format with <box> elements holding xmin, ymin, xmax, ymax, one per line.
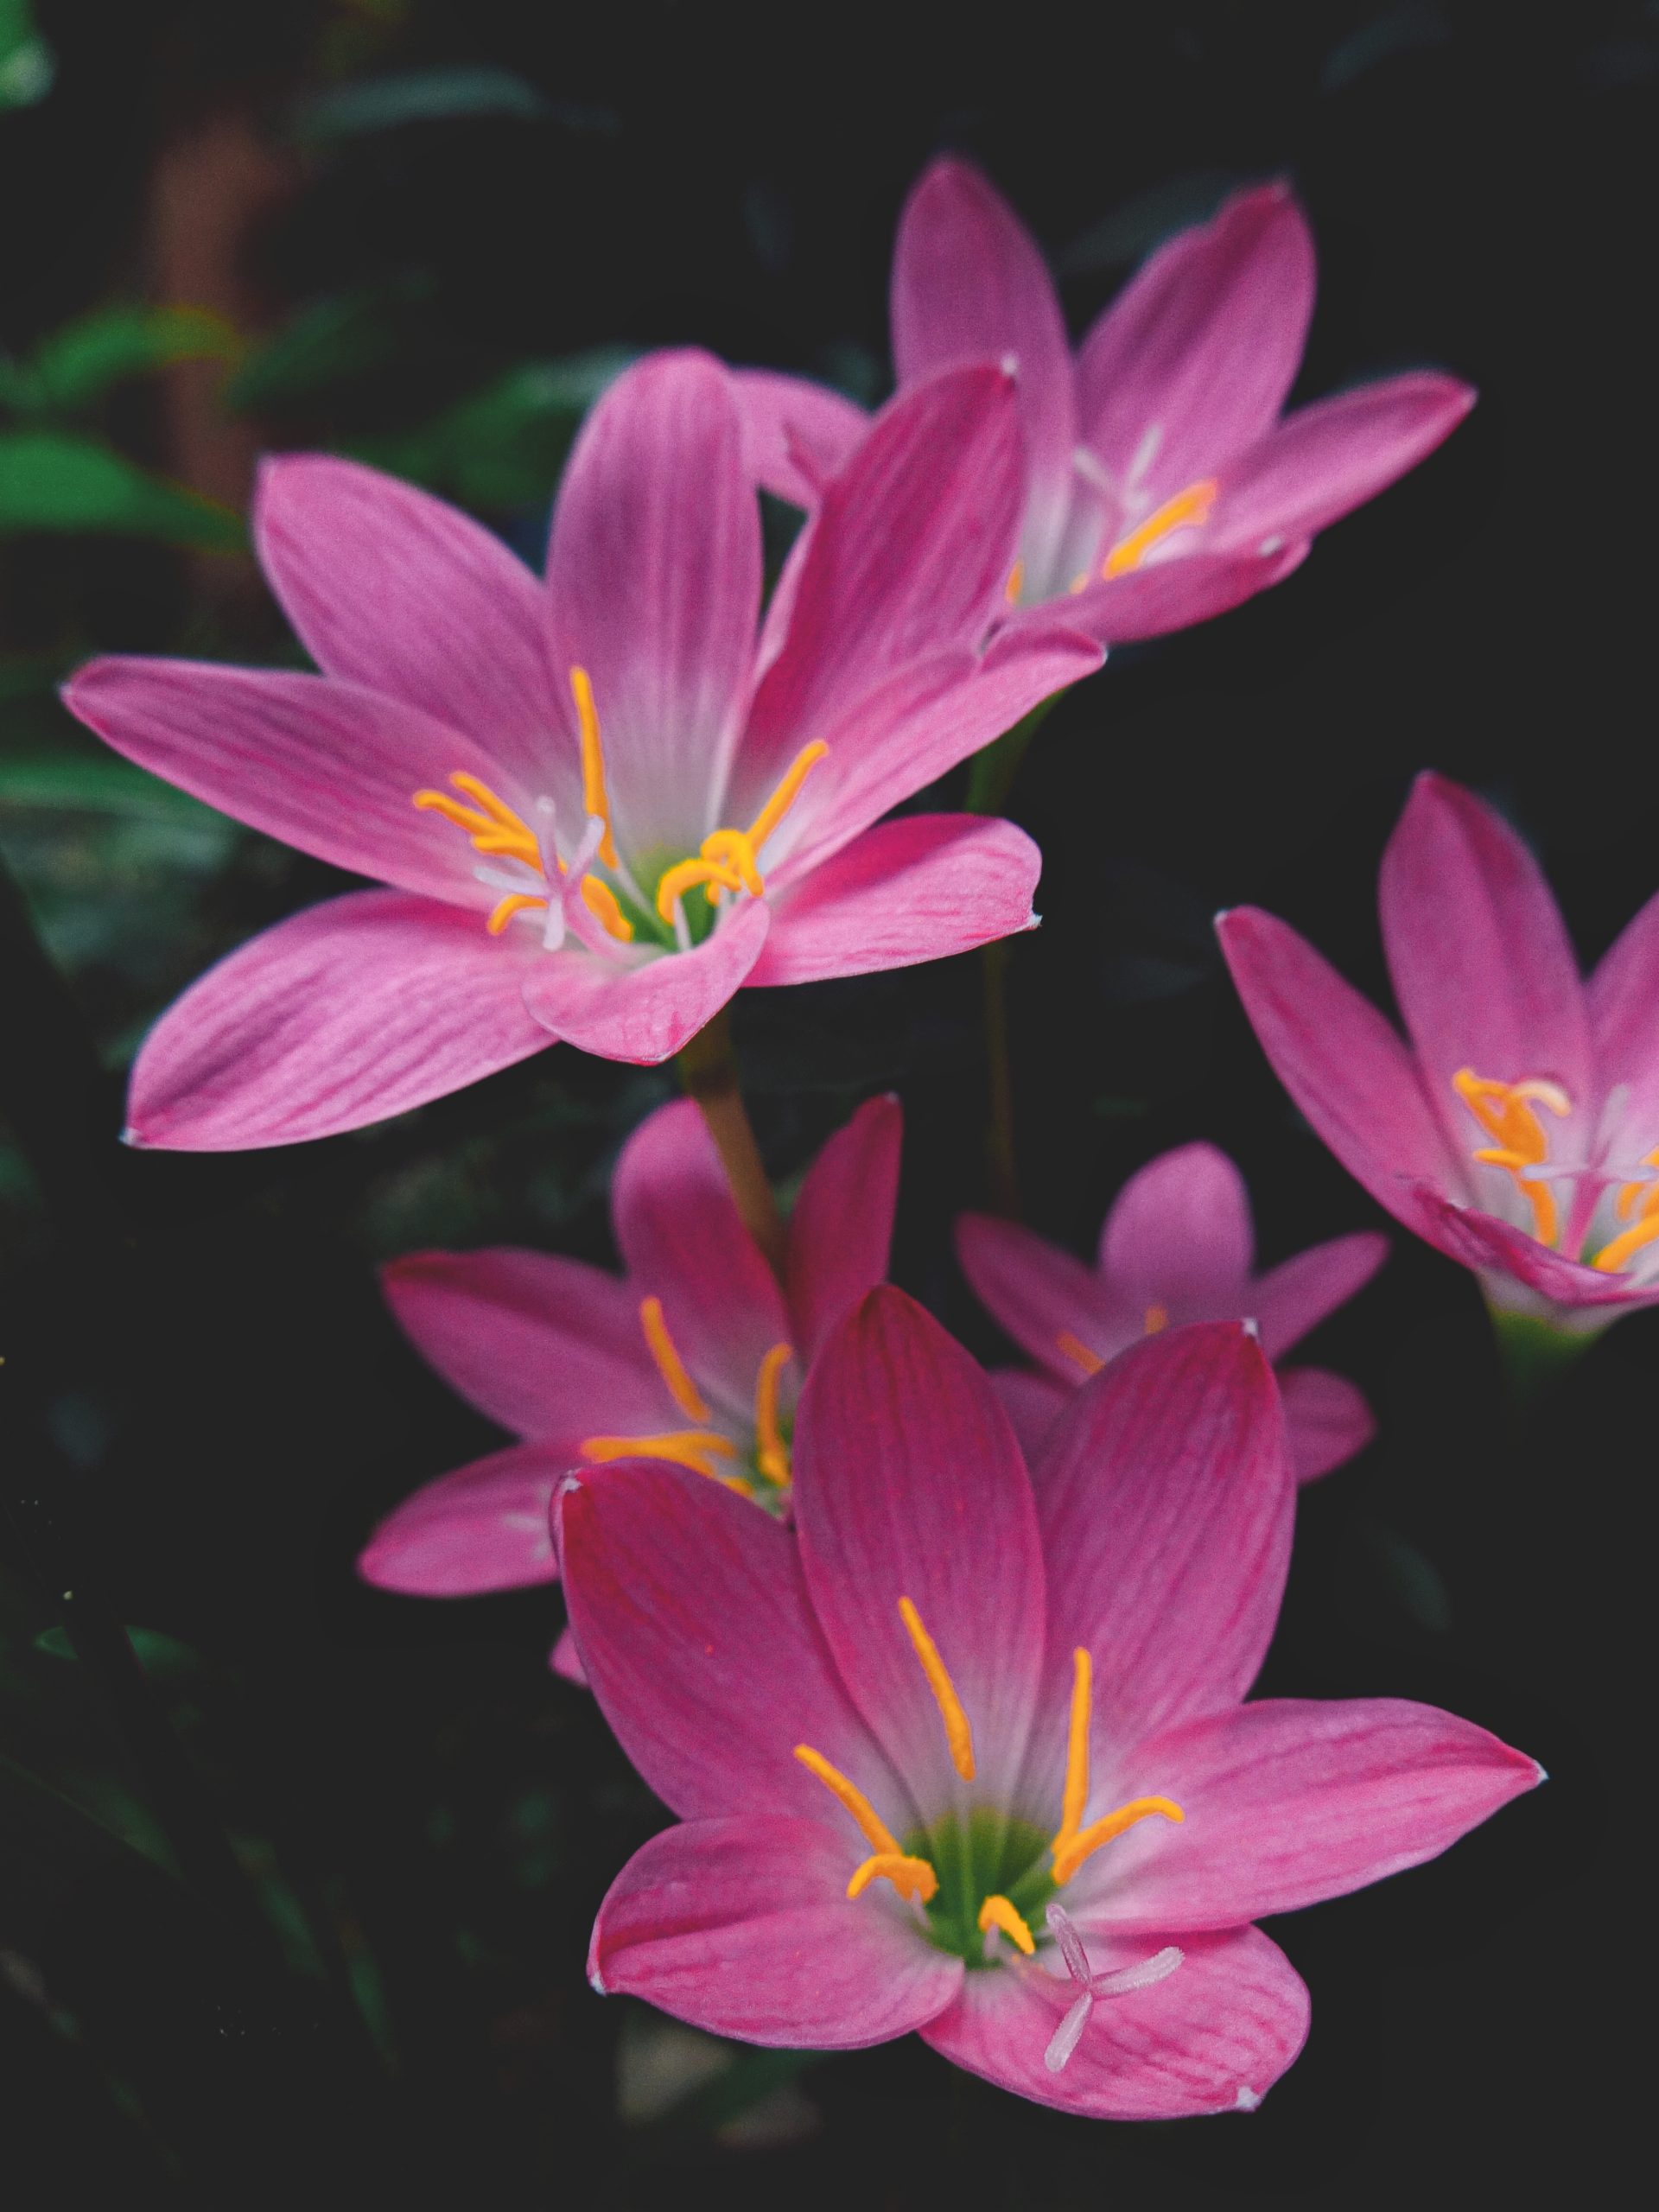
<box><xmin>63</xmin><ymin>659</ymin><xmax>516</xmax><ymax>907</ymax></box>
<box><xmin>955</xmin><ymin>1213</ymin><xmax>1117</xmax><ymax>1380</ymax></box>
<box><xmin>557</xmin><ymin>1458</ymin><xmax>902</xmax><ymax>1824</ymax></box>
<box><xmin>728</xmin><ymin>368</ymin><xmax>868</xmax><ymax>509</ymax></box>
<box><xmin>357</xmin><ymin>1441</ymin><xmax>564</xmax><ymax>1596</ymax></box>
<box><xmin>1208</xmin><ymin>373</ymin><xmax>1475</xmax><ymax>556</ymax></box>
<box><xmin>380</xmin><ymin>1247</ymin><xmax>667</xmax><ymax>1440</ymax></box>
<box><xmin>920</xmin><ymin>1923</ymin><xmax>1308</xmax><ymax>2120</ymax></box>
<box><xmin>1100</xmin><ymin>1141</ymin><xmax>1255</xmax><ymax>1310</ymax></box>
<box><xmin>1587</xmin><ymin>887</ymin><xmax>1659</xmax><ymax>1138</ymax></box>
<box><xmin>785</xmin><ymin>1095</ymin><xmax>903</xmax><ymax>1363</ymax></box>
<box><xmin>1076</xmin><ymin>182</ymin><xmax>1314</xmax><ymax>507</ymax></box>
<box><xmin>1275</xmin><ymin>1366</ymin><xmax>1376</xmax><ymax>1484</ymax></box>
<box><xmin>1413</xmin><ymin>1191</ymin><xmax>1651</xmax><ymax>1308</ymax></box>
<box><xmin>125</xmin><ymin>890</ymin><xmax>549</xmax><ymax>1150</ymax></box>
<box><xmin>1379</xmin><ymin>773</ymin><xmax>1592</xmax><ymax>1147</ymax></box>
<box><xmin>590</xmin><ymin>1815</ymin><xmax>962</xmax><ymax>2047</ymax></box>
<box><xmin>750</xmin><ymin>816</ymin><xmax>1041</xmax><ymax>988</ymax></box>
<box><xmin>611</xmin><ymin>1096</ymin><xmax>791</xmax><ymax>1421</ymax></box>
<box><xmin>1246</xmin><ymin>1230</ymin><xmax>1389</xmax><ymax>1358</ymax></box>
<box><xmin>543</xmin><ymin>350</ymin><xmax>761</xmax><ymax>853</ymax></box>
<box><xmin>1024</xmin><ymin>1322</ymin><xmax>1292</xmax><ymax>1783</ymax></box>
<box><xmin>1101</xmin><ymin>1698</ymin><xmax>1542</xmax><ymax>1934</ymax></box>
<box><xmin>988</xmin><ymin>1369</ymin><xmax>1072</xmax><ymax>1458</ymax></box>
<box><xmin>550</xmin><ymin>1626</ymin><xmax>588</xmax><ymax>1684</ymax></box>
<box><xmin>890</xmin><ymin>158</ymin><xmax>1077</xmax><ymax>581</ymax></box>
<box><xmin>1036</xmin><ymin>542</ymin><xmax>1306</xmax><ymax>643</ymax></box>
<box><xmin>252</xmin><ymin>454</ymin><xmax>561</xmax><ymax>796</ymax></box>
<box><xmin>1216</xmin><ymin>906</ymin><xmax>1460</xmax><ymax>1233</ymax></box>
<box><xmin>791</xmin><ymin>1287</ymin><xmax>1046</xmax><ymax>1807</ymax></box>
<box><xmin>520</xmin><ymin>899</ymin><xmax>771</xmax><ymax>1065</ymax></box>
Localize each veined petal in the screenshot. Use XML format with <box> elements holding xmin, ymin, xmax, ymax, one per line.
<box><xmin>1034</xmin><ymin>543</ymin><xmax>1305</xmax><ymax>644</ymax></box>
<box><xmin>956</xmin><ymin>1214</ymin><xmax>1119</xmax><ymax>1381</ymax></box>
<box><xmin>1275</xmin><ymin>1366</ymin><xmax>1376</xmax><ymax>1484</ymax></box>
<box><xmin>1413</xmin><ymin>1192</ymin><xmax>1658</xmax><ymax>1308</ymax></box>
<box><xmin>1246</xmin><ymin>1231</ymin><xmax>1389</xmax><ymax>1359</ymax></box>
<box><xmin>520</xmin><ymin>899</ymin><xmax>771</xmax><ymax>1065</ymax></box>
<box><xmin>1100</xmin><ymin>1142</ymin><xmax>1255</xmax><ymax>1312</ymax></box>
<box><xmin>358</xmin><ymin>1441</ymin><xmax>564</xmax><ymax>1596</ymax></box>
<box><xmin>729</xmin><ymin>368</ymin><xmax>868</xmax><ymax>509</ymax></box>
<box><xmin>785</xmin><ymin>1096</ymin><xmax>903</xmax><ymax>1363</ymax></box>
<box><xmin>590</xmin><ymin>1816</ymin><xmax>962</xmax><ymax>2046</ymax></box>
<box><xmin>125</xmin><ymin>891</ymin><xmax>549</xmax><ymax>1151</ymax></box>
<box><xmin>989</xmin><ymin>1369</ymin><xmax>1072</xmax><ymax>1459</ymax></box>
<box><xmin>1588</xmin><ymin>888</ymin><xmax>1659</xmax><ymax>1144</ymax></box>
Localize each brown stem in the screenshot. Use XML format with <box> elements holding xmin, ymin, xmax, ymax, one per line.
<box><xmin>982</xmin><ymin>936</ymin><xmax>1021</xmax><ymax>1217</ymax></box>
<box><xmin>677</xmin><ymin>1007</ymin><xmax>786</xmax><ymax>1275</ymax></box>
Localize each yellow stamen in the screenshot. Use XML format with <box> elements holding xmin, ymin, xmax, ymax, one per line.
<box><xmin>1068</xmin><ymin>570</ymin><xmax>1090</xmax><ymax>594</ymax></box>
<box><xmin>848</xmin><ymin>1853</ymin><xmax>938</xmax><ymax>1904</ymax></box>
<box><xmin>1594</xmin><ymin>1210</ymin><xmax>1659</xmax><ymax>1274</ymax></box>
<box><xmin>897</xmin><ymin>1596</ymin><xmax>976</xmax><ymax>1782</ymax></box>
<box><xmin>1052</xmin><ymin>1796</ymin><xmax>1184</xmax><ymax>1887</ymax></box>
<box><xmin>1615</xmin><ymin>1148</ymin><xmax>1659</xmax><ymax>1220</ymax></box>
<box><xmin>486</xmin><ymin>892</ymin><xmax>549</xmax><ymax>936</ymax></box>
<box><xmin>753</xmin><ymin>1342</ymin><xmax>793</xmax><ymax>1487</ymax></box>
<box><xmin>579</xmin><ymin>874</ymin><xmax>633</xmax><ymax>943</ymax></box>
<box><xmin>977</xmin><ymin>1894</ymin><xmax>1035</xmax><ymax>1955</ymax></box>
<box><xmin>639</xmin><ymin>1295</ymin><xmax>710</xmax><ymax>1422</ymax></box>
<box><xmin>746</xmin><ymin>740</ymin><xmax>829</xmax><ymax>856</ymax></box>
<box><xmin>1055</xmin><ymin>1648</ymin><xmax>1091</xmax><ymax>1855</ymax></box>
<box><xmin>1452</xmin><ymin>1069</ymin><xmax>1571</xmax><ymax>1247</ymax></box>
<box><xmin>577</xmin><ymin>1429</ymin><xmax>737</xmax><ymax>1481</ymax></box>
<box><xmin>655</xmin><ymin>855</ymin><xmax>747</xmax><ymax>923</ymax></box>
<box><xmin>1102</xmin><ymin>479</ymin><xmax>1219</xmax><ymax>579</ymax></box>
<box><xmin>413</xmin><ymin>773</ymin><xmax>542</xmax><ymax>869</ymax></box>
<box><xmin>1004</xmin><ymin>560</ymin><xmax>1025</xmax><ymax>604</ymax></box>
<box><xmin>1143</xmin><ymin>1303</ymin><xmax>1168</xmax><ymax>1335</ymax></box>
<box><xmin>1055</xmin><ymin>1331</ymin><xmax>1104</xmax><ymax>1377</ymax></box>
<box><xmin>569</xmin><ymin>664</ymin><xmax>619</xmax><ymax>868</ymax></box>
<box><xmin>701</xmin><ymin>827</ymin><xmax>765</xmax><ymax>898</ymax></box>
<box><xmin>793</xmin><ymin>1745</ymin><xmax>902</xmax><ymax>1855</ymax></box>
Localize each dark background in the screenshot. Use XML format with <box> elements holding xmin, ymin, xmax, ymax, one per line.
<box><xmin>0</xmin><ymin>2</ymin><xmax>1648</xmax><ymax>2202</ymax></box>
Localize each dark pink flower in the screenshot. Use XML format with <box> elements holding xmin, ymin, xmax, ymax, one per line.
<box><xmin>734</xmin><ymin>162</ymin><xmax>1473</xmax><ymax>645</ymax></box>
<box><xmin>957</xmin><ymin>1141</ymin><xmax>1385</xmax><ymax>1479</ymax></box>
<box><xmin>564</xmin><ymin>1287</ymin><xmax>1538</xmax><ymax>2118</ymax></box>
<box><xmin>1220</xmin><ymin>772</ymin><xmax>1659</xmax><ymax>1330</ymax></box>
<box><xmin>65</xmin><ymin>351</ymin><xmax>1096</xmax><ymax>1150</ymax></box>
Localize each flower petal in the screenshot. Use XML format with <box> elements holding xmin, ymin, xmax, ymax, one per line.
<box><xmin>750</xmin><ymin>816</ymin><xmax>1041</xmax><ymax>988</ymax></box>
<box><xmin>728</xmin><ymin>368</ymin><xmax>868</xmax><ymax>509</ymax></box>
<box><xmin>125</xmin><ymin>890</ymin><xmax>549</xmax><ymax>1150</ymax></box>
<box><xmin>1100</xmin><ymin>1698</ymin><xmax>1542</xmax><ymax>1933</ymax></box>
<box><xmin>956</xmin><ymin>1214</ymin><xmax>1118</xmax><ymax>1380</ymax></box>
<box><xmin>791</xmin><ymin>1287</ymin><xmax>1046</xmax><ymax>1808</ymax></box>
<box><xmin>785</xmin><ymin>1096</ymin><xmax>903</xmax><ymax>1363</ymax></box>
<box><xmin>1246</xmin><ymin>1231</ymin><xmax>1389</xmax><ymax>1359</ymax></box>
<box><xmin>1274</xmin><ymin>1366</ymin><xmax>1376</xmax><ymax>1484</ymax></box>
<box><xmin>252</xmin><ymin>454</ymin><xmax>560</xmax><ymax>794</ymax></box>
<box><xmin>357</xmin><ymin>1442</ymin><xmax>564</xmax><ymax>1596</ymax></box>
<box><xmin>520</xmin><ymin>899</ymin><xmax>771</xmax><ymax>1065</ymax></box>
<box><xmin>1587</xmin><ymin>887</ymin><xmax>1659</xmax><ymax>1137</ymax></box>
<box><xmin>1100</xmin><ymin>1142</ymin><xmax>1255</xmax><ymax>1312</ymax></box>
<box><xmin>550</xmin><ymin>1626</ymin><xmax>587</xmax><ymax>1683</ymax></box>
<box><xmin>1412</xmin><ymin>1191</ymin><xmax>1653</xmax><ymax>1308</ymax></box>
<box><xmin>1037</xmin><ymin>542</ymin><xmax>1305</xmax><ymax>642</ymax></box>
<box><xmin>989</xmin><ymin>1369</ymin><xmax>1073</xmax><ymax>1459</ymax></box>
<box><xmin>590</xmin><ymin>1815</ymin><xmax>963</xmax><ymax>2046</ymax></box>
<box><xmin>920</xmin><ymin>1923</ymin><xmax>1308</xmax><ymax>2120</ymax></box>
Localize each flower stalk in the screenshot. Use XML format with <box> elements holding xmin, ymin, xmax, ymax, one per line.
<box><xmin>677</xmin><ymin>1005</ymin><xmax>786</xmax><ymax>1276</ymax></box>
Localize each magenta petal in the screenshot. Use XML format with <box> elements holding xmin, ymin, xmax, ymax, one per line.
<box><xmin>63</xmin><ymin>658</ymin><xmax>516</xmax><ymax>906</ymax></box>
<box><xmin>1026</xmin><ymin>1323</ymin><xmax>1292</xmax><ymax>1777</ymax></box>
<box><xmin>1043</xmin><ymin>543</ymin><xmax>1305</xmax><ymax>643</ymax></box>
<box><xmin>920</xmin><ymin>1923</ymin><xmax>1308</xmax><ymax>2120</ymax></box>
<box><xmin>1076</xmin><ymin>182</ymin><xmax>1314</xmax><ymax>504</ymax></box>
<box><xmin>1217</xmin><ymin>906</ymin><xmax>1459</xmax><ymax>1232</ymax></box>
<box><xmin>358</xmin><ymin>1442</ymin><xmax>564</xmax><ymax>1596</ymax></box>
<box><xmin>381</xmin><ymin>1247</ymin><xmax>666</xmax><ymax>1440</ymax></box>
<box><xmin>729</xmin><ymin>368</ymin><xmax>868</xmax><ymax>508</ymax></box>
<box><xmin>785</xmin><ymin>1096</ymin><xmax>903</xmax><ymax>1363</ymax></box>
<box><xmin>990</xmin><ymin>1369</ymin><xmax>1073</xmax><ymax>1459</ymax></box>
<box><xmin>1103</xmin><ymin>1698</ymin><xmax>1541</xmax><ymax>1933</ymax></box>
<box><xmin>1246</xmin><ymin>1231</ymin><xmax>1389</xmax><ymax>1359</ymax></box>
<box><xmin>1413</xmin><ymin>1192</ymin><xmax>1649</xmax><ymax>1308</ymax></box>
<box><xmin>1275</xmin><ymin>1366</ymin><xmax>1376</xmax><ymax>1483</ymax></box>
<box><xmin>126</xmin><ymin>890</ymin><xmax>549</xmax><ymax>1150</ymax></box>
<box><xmin>1589</xmin><ymin>888</ymin><xmax>1659</xmax><ymax>1141</ymax></box>
<box><xmin>252</xmin><ymin>455</ymin><xmax>558</xmax><ymax>793</ymax></box>
<box><xmin>792</xmin><ymin>1287</ymin><xmax>1046</xmax><ymax>1806</ymax></box>
<box><xmin>558</xmin><ymin>1459</ymin><xmax>902</xmax><ymax>1824</ymax></box>
<box><xmin>956</xmin><ymin>1214</ymin><xmax>1113</xmax><ymax>1380</ymax></box>
<box><xmin>520</xmin><ymin>900</ymin><xmax>770</xmax><ymax>1065</ymax></box>
<box><xmin>590</xmin><ymin>1815</ymin><xmax>962</xmax><ymax>2047</ymax></box>
<box><xmin>1101</xmin><ymin>1142</ymin><xmax>1255</xmax><ymax>1311</ymax></box>
<box><xmin>549</xmin><ymin>1625</ymin><xmax>588</xmax><ymax>1684</ymax></box>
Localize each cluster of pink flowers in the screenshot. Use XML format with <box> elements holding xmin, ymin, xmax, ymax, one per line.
<box><xmin>64</xmin><ymin>158</ymin><xmax>1610</xmax><ymax>2120</ymax></box>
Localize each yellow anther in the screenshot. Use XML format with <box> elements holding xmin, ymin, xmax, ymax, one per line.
<box><xmin>794</xmin><ymin>1745</ymin><xmax>903</xmax><ymax>1855</ymax></box>
<box><xmin>977</xmin><ymin>1894</ymin><xmax>1035</xmax><ymax>1955</ymax></box>
<box><xmin>579</xmin><ymin>874</ymin><xmax>634</xmax><ymax>943</ymax></box>
<box><xmin>1614</xmin><ymin>1148</ymin><xmax>1659</xmax><ymax>1222</ymax></box>
<box><xmin>1102</xmin><ymin>479</ymin><xmax>1219</xmax><ymax>579</ymax></box>
<box><xmin>848</xmin><ymin>1853</ymin><xmax>938</xmax><ymax>1904</ymax></box>
<box><xmin>413</xmin><ymin>772</ymin><xmax>542</xmax><ymax>869</ymax></box>
<box><xmin>1056</xmin><ymin>1331</ymin><xmax>1104</xmax><ymax>1377</ymax></box>
<box><xmin>746</xmin><ymin>740</ymin><xmax>829</xmax><ymax>857</ymax></box>
<box><xmin>569</xmin><ymin>665</ymin><xmax>619</xmax><ymax>868</ymax></box>
<box><xmin>753</xmin><ymin>1342</ymin><xmax>794</xmax><ymax>1488</ymax></box>
<box><xmin>486</xmin><ymin>892</ymin><xmax>549</xmax><ymax>936</ymax></box>
<box><xmin>1052</xmin><ymin>1796</ymin><xmax>1184</xmax><ymax>1887</ymax></box>
<box><xmin>1055</xmin><ymin>1648</ymin><xmax>1092</xmax><ymax>1857</ymax></box>
<box><xmin>1594</xmin><ymin>1210</ymin><xmax>1659</xmax><ymax>1274</ymax></box>
<box><xmin>655</xmin><ymin>855</ymin><xmax>747</xmax><ymax>923</ymax></box>
<box><xmin>1143</xmin><ymin>1303</ymin><xmax>1168</xmax><ymax>1335</ymax></box>
<box><xmin>700</xmin><ymin>828</ymin><xmax>764</xmax><ymax>899</ymax></box>
<box><xmin>1005</xmin><ymin>559</ymin><xmax>1025</xmax><ymax>604</ymax></box>
<box><xmin>897</xmin><ymin>1596</ymin><xmax>976</xmax><ymax>1782</ymax></box>
<box><xmin>577</xmin><ymin>1429</ymin><xmax>737</xmax><ymax>1481</ymax></box>
<box><xmin>1452</xmin><ymin>1068</ymin><xmax>1572</xmax><ymax>1247</ymax></box>
<box><xmin>639</xmin><ymin>1295</ymin><xmax>710</xmax><ymax>1422</ymax></box>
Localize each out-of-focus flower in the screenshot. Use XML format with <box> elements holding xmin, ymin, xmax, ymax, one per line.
<box><xmin>566</xmin><ymin>1288</ymin><xmax>1538</xmax><ymax>2119</ymax></box>
<box><xmin>1219</xmin><ymin>772</ymin><xmax>1659</xmax><ymax>1333</ymax></box>
<box><xmin>957</xmin><ymin>1141</ymin><xmax>1385</xmax><ymax>1479</ymax></box>
<box><xmin>735</xmin><ymin>162</ymin><xmax>1473</xmax><ymax>645</ymax></box>
<box><xmin>66</xmin><ymin>350</ymin><xmax>1096</xmax><ymax>1149</ymax></box>
<box><xmin>360</xmin><ymin>1093</ymin><xmax>900</xmax><ymax>1675</ymax></box>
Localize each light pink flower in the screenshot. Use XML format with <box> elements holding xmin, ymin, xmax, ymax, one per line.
<box><xmin>564</xmin><ymin>1287</ymin><xmax>1538</xmax><ymax>2119</ymax></box>
<box><xmin>957</xmin><ymin>1142</ymin><xmax>1385</xmax><ymax>1481</ymax></box>
<box><xmin>64</xmin><ymin>350</ymin><xmax>1096</xmax><ymax>1150</ymax></box>
<box><xmin>1220</xmin><ymin>772</ymin><xmax>1659</xmax><ymax>1331</ymax></box>
<box><xmin>735</xmin><ymin>162</ymin><xmax>1473</xmax><ymax>645</ymax></box>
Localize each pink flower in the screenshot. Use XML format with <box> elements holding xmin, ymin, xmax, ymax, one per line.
<box><xmin>735</xmin><ymin>162</ymin><xmax>1473</xmax><ymax>645</ymax></box>
<box><xmin>957</xmin><ymin>1142</ymin><xmax>1386</xmax><ymax>1480</ymax></box>
<box><xmin>360</xmin><ymin>1093</ymin><xmax>900</xmax><ymax>1675</ymax></box>
<box><xmin>563</xmin><ymin>1287</ymin><xmax>1539</xmax><ymax>2119</ymax></box>
<box><xmin>64</xmin><ymin>350</ymin><xmax>1097</xmax><ymax>1150</ymax></box>
<box><xmin>1219</xmin><ymin>772</ymin><xmax>1659</xmax><ymax>1331</ymax></box>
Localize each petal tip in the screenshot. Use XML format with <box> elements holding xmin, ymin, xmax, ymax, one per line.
<box><xmin>1234</xmin><ymin>2084</ymin><xmax>1263</xmax><ymax>2113</ymax></box>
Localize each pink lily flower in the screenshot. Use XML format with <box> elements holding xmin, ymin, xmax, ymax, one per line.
<box><xmin>64</xmin><ymin>350</ymin><xmax>1096</xmax><ymax>1150</ymax></box>
<box><xmin>360</xmin><ymin>1093</ymin><xmax>900</xmax><ymax>1675</ymax></box>
<box><xmin>735</xmin><ymin>162</ymin><xmax>1473</xmax><ymax>645</ymax></box>
<box><xmin>957</xmin><ymin>1141</ymin><xmax>1386</xmax><ymax>1481</ymax></box>
<box><xmin>1219</xmin><ymin>772</ymin><xmax>1659</xmax><ymax>1332</ymax></box>
<box><xmin>563</xmin><ymin>1288</ymin><xmax>1539</xmax><ymax>2119</ymax></box>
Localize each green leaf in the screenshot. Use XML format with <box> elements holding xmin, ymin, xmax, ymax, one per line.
<box><xmin>27</xmin><ymin>304</ymin><xmax>242</xmax><ymax>413</ymax></box>
<box><xmin>0</xmin><ymin>431</ymin><xmax>245</xmax><ymax>548</ymax></box>
<box><xmin>354</xmin><ymin>348</ymin><xmax>634</xmax><ymax>508</ymax></box>
<box><xmin>0</xmin><ymin>747</ymin><xmax>219</xmax><ymax>821</ymax></box>
<box><xmin>295</xmin><ymin>65</ymin><xmax>550</xmax><ymax>141</ymax></box>
<box><xmin>224</xmin><ymin>274</ymin><xmax>436</xmax><ymax>410</ymax></box>
<box><xmin>0</xmin><ymin>0</ymin><xmax>54</xmax><ymax>110</ymax></box>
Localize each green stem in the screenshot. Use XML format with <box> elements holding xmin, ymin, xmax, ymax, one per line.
<box><xmin>1490</xmin><ymin>1306</ymin><xmax>1596</xmax><ymax>1410</ymax></box>
<box><xmin>677</xmin><ymin>1006</ymin><xmax>785</xmax><ymax>1276</ymax></box>
<box><xmin>963</xmin><ymin>696</ymin><xmax>1058</xmax><ymax>817</ymax></box>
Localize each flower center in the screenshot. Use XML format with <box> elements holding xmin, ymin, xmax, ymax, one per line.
<box><xmin>1452</xmin><ymin>1065</ymin><xmax>1659</xmax><ymax>1274</ymax></box>
<box><xmin>576</xmin><ymin>1296</ymin><xmax>794</xmax><ymax>1501</ymax></box>
<box><xmin>1069</xmin><ymin>476</ymin><xmax>1218</xmax><ymax>594</ymax></box>
<box><xmin>1054</xmin><ymin>1306</ymin><xmax>1167</xmax><ymax>1378</ymax></box>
